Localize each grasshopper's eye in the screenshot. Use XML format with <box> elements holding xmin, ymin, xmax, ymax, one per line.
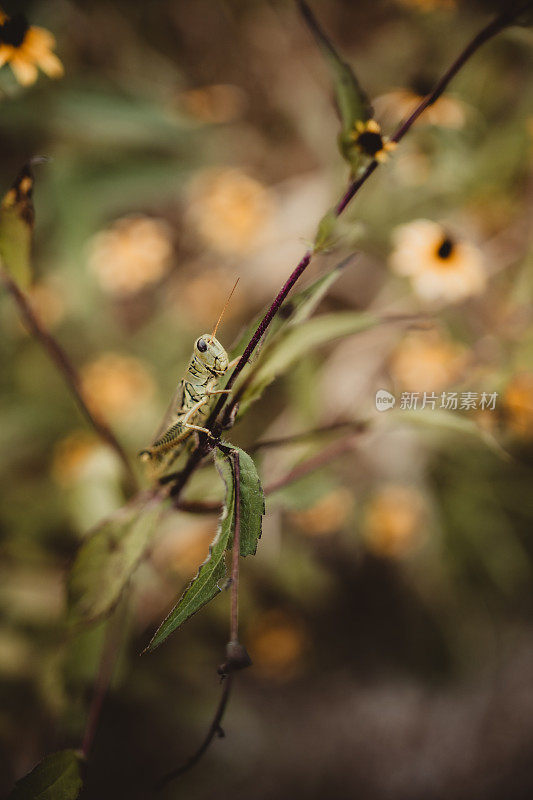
<box><xmin>196</xmin><ymin>338</ymin><xmax>208</xmax><ymax>353</ymax></box>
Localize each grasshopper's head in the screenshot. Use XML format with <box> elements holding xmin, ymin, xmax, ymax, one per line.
<box><xmin>194</xmin><ymin>334</ymin><xmax>229</xmax><ymax>376</ymax></box>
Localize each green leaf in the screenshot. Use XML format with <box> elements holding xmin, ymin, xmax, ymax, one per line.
<box><xmin>0</xmin><ymin>162</ymin><xmax>35</xmax><ymax>288</ymax></box>
<box><xmin>146</xmin><ymin>446</ymin><xmax>265</xmax><ymax>651</ymax></box>
<box><xmin>298</xmin><ymin>0</ymin><xmax>373</xmax><ymax>171</ymax></box>
<box><xmin>146</xmin><ymin>485</ymin><xmax>233</xmax><ymax>651</ymax></box>
<box><xmin>68</xmin><ymin>492</ymin><xmax>163</xmax><ymax>625</ymax></box>
<box><xmin>387</xmin><ymin>408</ymin><xmax>508</xmax><ymax>459</ymax></box>
<box><xmin>229</xmin><ymin>258</ymin><xmax>350</xmax><ymax>361</ymax></box>
<box><xmin>237</xmin><ymin>310</ymin><xmax>379</xmax><ymax>415</ymax></box>
<box><xmin>216</xmin><ymin>446</ymin><xmax>265</xmax><ymax>557</ymax></box>
<box><xmin>8</xmin><ymin>750</ymin><xmax>84</xmax><ymax>800</ymax></box>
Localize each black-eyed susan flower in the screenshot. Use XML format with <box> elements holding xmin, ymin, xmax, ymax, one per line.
<box><xmin>363</xmin><ymin>485</ymin><xmax>426</xmax><ymax>559</ymax></box>
<box><xmin>389</xmin><ymin>329</ymin><xmax>467</xmax><ymax>393</ymax></box>
<box><xmin>504</xmin><ymin>373</ymin><xmax>533</xmax><ymax>439</ymax></box>
<box><xmin>350</xmin><ymin>119</ymin><xmax>397</xmax><ymax>163</ymax></box>
<box><xmin>186</xmin><ymin>167</ymin><xmax>273</xmax><ymax>255</ymax></box>
<box><xmin>87</xmin><ymin>215</ymin><xmax>173</xmax><ymax>296</ymax></box>
<box><xmin>0</xmin><ymin>11</ymin><xmax>63</xmax><ymax>86</ymax></box>
<box><xmin>389</xmin><ymin>219</ymin><xmax>486</xmax><ymax>303</ymax></box>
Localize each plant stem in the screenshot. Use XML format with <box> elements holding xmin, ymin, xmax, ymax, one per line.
<box><xmin>167</xmin><ymin>1</ymin><xmax>522</xmax><ymax>510</ymax></box>
<box><xmin>81</xmin><ymin>599</ymin><xmax>128</xmax><ymax>758</ymax></box>
<box><xmin>0</xmin><ymin>267</ymin><xmax>137</xmax><ymax>489</ymax></box>
<box><xmin>155</xmin><ymin>674</ymin><xmax>233</xmax><ymax>790</ymax></box>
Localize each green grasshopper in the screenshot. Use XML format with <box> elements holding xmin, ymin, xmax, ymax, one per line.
<box><xmin>139</xmin><ymin>280</ymin><xmax>239</xmax><ymax>474</ymax></box>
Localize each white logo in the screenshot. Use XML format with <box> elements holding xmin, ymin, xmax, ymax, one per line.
<box><xmin>375</xmin><ymin>389</ymin><xmax>396</xmax><ymax>412</ymax></box>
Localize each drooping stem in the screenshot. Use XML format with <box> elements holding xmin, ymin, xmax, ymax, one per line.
<box><xmin>0</xmin><ymin>267</ymin><xmax>137</xmax><ymax>489</ymax></box>
<box><xmin>155</xmin><ymin>674</ymin><xmax>233</xmax><ymax>790</ymax></box>
<box><xmin>81</xmin><ymin>598</ymin><xmax>128</xmax><ymax>758</ymax></box>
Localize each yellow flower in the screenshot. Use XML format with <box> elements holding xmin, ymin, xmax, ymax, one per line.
<box><xmin>289</xmin><ymin>488</ymin><xmax>353</xmax><ymax>536</ymax></box>
<box><xmin>389</xmin><ymin>329</ymin><xmax>467</xmax><ymax>393</ymax></box>
<box><xmin>80</xmin><ymin>353</ymin><xmax>154</xmax><ymax>420</ymax></box>
<box><xmin>247</xmin><ymin>611</ymin><xmax>308</xmax><ymax>680</ymax></box>
<box><xmin>186</xmin><ymin>168</ymin><xmax>273</xmax><ymax>255</ymax></box>
<box><xmin>179</xmin><ymin>83</ymin><xmax>246</xmax><ymax>124</ymax></box>
<box><xmin>169</xmin><ymin>267</ymin><xmax>244</xmax><ymax>328</ymax></box>
<box><xmin>0</xmin><ymin>11</ymin><xmax>63</xmax><ymax>86</ymax></box>
<box><xmin>350</xmin><ymin>119</ymin><xmax>397</xmax><ymax>163</ymax></box>
<box><xmin>88</xmin><ymin>215</ymin><xmax>173</xmax><ymax>296</ymax></box>
<box><xmin>390</xmin><ymin>219</ymin><xmax>486</xmax><ymax>303</ymax></box>
<box><xmin>51</xmin><ymin>430</ymin><xmax>99</xmax><ymax>487</ymax></box>
<box><xmin>363</xmin><ymin>485</ymin><xmax>426</xmax><ymax>558</ymax></box>
<box><xmin>503</xmin><ymin>373</ymin><xmax>533</xmax><ymax>439</ymax></box>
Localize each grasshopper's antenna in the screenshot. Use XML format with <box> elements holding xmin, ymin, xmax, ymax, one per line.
<box><xmin>211</xmin><ymin>277</ymin><xmax>239</xmax><ymax>340</ymax></box>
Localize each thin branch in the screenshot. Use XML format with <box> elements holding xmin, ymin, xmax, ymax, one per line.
<box><xmin>247</xmin><ymin>419</ymin><xmax>367</xmax><ymax>452</ymax></box>
<box><xmin>168</xmin><ymin>4</ymin><xmax>519</xmax><ymax>504</ymax></box>
<box><xmin>0</xmin><ymin>267</ymin><xmax>137</xmax><ymax>489</ymax></box>
<box><xmin>156</xmin><ymin>674</ymin><xmax>233</xmax><ymax>790</ymax></box>
<box><xmin>81</xmin><ymin>598</ymin><xmax>128</xmax><ymax>757</ymax></box>
<box><xmin>205</xmin><ymin>4</ymin><xmax>517</xmax><ymax>440</ymax></box>
<box><xmin>264</xmin><ymin>432</ymin><xmax>362</xmax><ymax>495</ymax></box>
<box><xmin>173</xmin><ymin>424</ymin><xmax>367</xmax><ymax>515</ymax></box>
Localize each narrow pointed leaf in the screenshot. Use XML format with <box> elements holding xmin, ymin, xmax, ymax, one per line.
<box><xmin>8</xmin><ymin>750</ymin><xmax>84</xmax><ymax>800</ymax></box>
<box><xmin>236</xmin><ymin>310</ymin><xmax>379</xmax><ymax>415</ymax></box>
<box><xmin>146</xmin><ymin>485</ymin><xmax>234</xmax><ymax>651</ymax></box>
<box><xmin>229</xmin><ymin>258</ymin><xmax>350</xmax><ymax>361</ymax></box>
<box><xmin>0</xmin><ymin>163</ymin><xmax>35</xmax><ymax>288</ymax></box>
<box><xmin>68</xmin><ymin>492</ymin><xmax>163</xmax><ymax>625</ymax></box>
<box><xmin>298</xmin><ymin>0</ymin><xmax>373</xmax><ymax>171</ymax></box>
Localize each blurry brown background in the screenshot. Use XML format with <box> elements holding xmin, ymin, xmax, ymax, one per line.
<box><xmin>0</xmin><ymin>1</ymin><xmax>532</xmax><ymax>798</ymax></box>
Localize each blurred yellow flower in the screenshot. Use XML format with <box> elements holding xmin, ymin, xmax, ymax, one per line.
<box><xmin>390</xmin><ymin>219</ymin><xmax>486</xmax><ymax>303</ymax></box>
<box><xmin>51</xmin><ymin>430</ymin><xmax>99</xmax><ymax>487</ymax></box>
<box><xmin>0</xmin><ymin>11</ymin><xmax>63</xmax><ymax>86</ymax></box>
<box><xmin>390</xmin><ymin>329</ymin><xmax>467</xmax><ymax>393</ymax></box>
<box><xmin>289</xmin><ymin>488</ymin><xmax>353</xmax><ymax>536</ymax></box>
<box><xmin>247</xmin><ymin>610</ymin><xmax>308</xmax><ymax>680</ymax></box>
<box><xmin>363</xmin><ymin>484</ymin><xmax>426</xmax><ymax>558</ymax></box>
<box><xmin>151</xmin><ymin>519</ymin><xmax>218</xmax><ymax>580</ymax></box>
<box><xmin>350</xmin><ymin>119</ymin><xmax>397</xmax><ymax>163</ymax></box>
<box><xmin>187</xmin><ymin>168</ymin><xmax>273</xmax><ymax>255</ymax></box>
<box><xmin>504</xmin><ymin>373</ymin><xmax>533</xmax><ymax>438</ymax></box>
<box><xmin>28</xmin><ymin>280</ymin><xmax>66</xmax><ymax>329</ymax></box>
<box><xmin>80</xmin><ymin>353</ymin><xmax>154</xmax><ymax>420</ymax></box>
<box><xmin>180</xmin><ymin>83</ymin><xmax>246</xmax><ymax>124</ymax></box>
<box><xmin>170</xmin><ymin>267</ymin><xmax>244</xmax><ymax>328</ymax></box>
<box><xmin>376</xmin><ymin>89</ymin><xmax>465</xmax><ymax>128</ymax></box>
<box><xmin>88</xmin><ymin>215</ymin><xmax>173</xmax><ymax>296</ymax></box>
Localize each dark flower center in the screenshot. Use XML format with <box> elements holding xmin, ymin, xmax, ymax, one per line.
<box><xmin>436</xmin><ymin>237</ymin><xmax>455</xmax><ymax>260</ymax></box>
<box><xmin>0</xmin><ymin>13</ymin><xmax>29</xmax><ymax>48</ymax></box>
<box><xmin>356</xmin><ymin>131</ymin><xmax>384</xmax><ymax>157</ymax></box>
<box><xmin>410</xmin><ymin>74</ymin><xmax>434</xmax><ymax>98</ymax></box>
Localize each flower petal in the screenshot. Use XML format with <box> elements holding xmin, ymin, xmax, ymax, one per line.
<box><xmin>36</xmin><ymin>49</ymin><xmax>64</xmax><ymax>79</ymax></box>
<box><xmin>10</xmin><ymin>54</ymin><xmax>38</xmax><ymax>85</ymax></box>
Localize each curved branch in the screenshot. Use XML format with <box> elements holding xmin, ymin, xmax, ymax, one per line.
<box><xmin>0</xmin><ymin>267</ymin><xmax>137</xmax><ymax>489</ymax></box>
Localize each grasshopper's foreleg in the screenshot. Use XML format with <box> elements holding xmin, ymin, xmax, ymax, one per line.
<box><xmin>181</xmin><ymin>395</ymin><xmax>214</xmax><ymax>436</ymax></box>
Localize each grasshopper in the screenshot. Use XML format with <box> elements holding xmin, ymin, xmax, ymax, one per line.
<box><xmin>139</xmin><ymin>280</ymin><xmax>239</xmax><ymax>474</ymax></box>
